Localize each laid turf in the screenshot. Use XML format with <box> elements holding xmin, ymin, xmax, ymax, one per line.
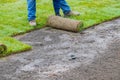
<box><xmin>0</xmin><ymin>0</ymin><xmax>120</xmax><ymax>57</ymax></box>
<box><xmin>0</xmin><ymin>37</ymin><xmax>31</xmax><ymax>57</ymax></box>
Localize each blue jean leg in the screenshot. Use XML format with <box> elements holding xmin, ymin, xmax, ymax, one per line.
<box><xmin>27</xmin><ymin>0</ymin><xmax>36</xmax><ymax>21</ymax></box>
<box><xmin>53</xmin><ymin>0</ymin><xmax>61</xmax><ymax>15</ymax></box>
<box><xmin>53</xmin><ymin>0</ymin><xmax>71</xmax><ymax>15</ymax></box>
<box><xmin>60</xmin><ymin>0</ymin><xmax>71</xmax><ymax>15</ymax></box>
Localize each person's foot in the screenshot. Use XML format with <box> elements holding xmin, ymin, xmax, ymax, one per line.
<box><xmin>56</xmin><ymin>14</ymin><xmax>61</xmax><ymax>16</ymax></box>
<box><xmin>64</xmin><ymin>11</ymin><xmax>80</xmax><ymax>17</ymax></box>
<box><xmin>29</xmin><ymin>20</ymin><xmax>37</xmax><ymax>26</ymax></box>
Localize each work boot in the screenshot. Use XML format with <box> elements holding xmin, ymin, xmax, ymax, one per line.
<box><xmin>56</xmin><ymin>13</ymin><xmax>61</xmax><ymax>16</ymax></box>
<box><xmin>64</xmin><ymin>11</ymin><xmax>80</xmax><ymax>17</ymax></box>
<box><xmin>29</xmin><ymin>20</ymin><xmax>37</xmax><ymax>26</ymax></box>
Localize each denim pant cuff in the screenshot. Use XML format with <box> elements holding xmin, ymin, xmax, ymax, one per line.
<box><xmin>64</xmin><ymin>10</ymin><xmax>71</xmax><ymax>15</ymax></box>
<box><xmin>28</xmin><ymin>17</ymin><xmax>36</xmax><ymax>21</ymax></box>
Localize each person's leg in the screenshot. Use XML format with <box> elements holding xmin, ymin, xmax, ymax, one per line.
<box><xmin>53</xmin><ymin>0</ymin><xmax>61</xmax><ymax>16</ymax></box>
<box><xmin>60</xmin><ymin>0</ymin><xmax>80</xmax><ymax>17</ymax></box>
<box><xmin>60</xmin><ymin>0</ymin><xmax>71</xmax><ymax>15</ymax></box>
<box><xmin>27</xmin><ymin>0</ymin><xmax>36</xmax><ymax>21</ymax></box>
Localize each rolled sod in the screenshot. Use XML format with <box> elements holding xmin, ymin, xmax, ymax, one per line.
<box><xmin>47</xmin><ymin>15</ymin><xmax>83</xmax><ymax>32</ymax></box>
<box><xmin>0</xmin><ymin>43</ymin><xmax>7</xmax><ymax>54</ymax></box>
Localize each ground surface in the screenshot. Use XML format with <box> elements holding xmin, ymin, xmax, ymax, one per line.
<box><xmin>0</xmin><ymin>18</ymin><xmax>120</xmax><ymax>80</ymax></box>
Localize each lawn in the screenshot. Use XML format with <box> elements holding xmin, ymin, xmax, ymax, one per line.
<box><xmin>0</xmin><ymin>0</ymin><xmax>120</xmax><ymax>57</ymax></box>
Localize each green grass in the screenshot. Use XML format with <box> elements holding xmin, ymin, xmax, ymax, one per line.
<box><xmin>0</xmin><ymin>0</ymin><xmax>120</xmax><ymax>57</ymax></box>
<box><xmin>0</xmin><ymin>37</ymin><xmax>32</xmax><ymax>57</ymax></box>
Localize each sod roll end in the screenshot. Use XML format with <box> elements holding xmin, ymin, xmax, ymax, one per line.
<box><xmin>0</xmin><ymin>43</ymin><xmax>7</xmax><ymax>54</ymax></box>
<box><xmin>47</xmin><ymin>15</ymin><xmax>83</xmax><ymax>32</ymax></box>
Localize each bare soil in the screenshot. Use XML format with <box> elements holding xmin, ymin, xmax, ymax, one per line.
<box><xmin>0</xmin><ymin>18</ymin><xmax>120</xmax><ymax>80</ymax></box>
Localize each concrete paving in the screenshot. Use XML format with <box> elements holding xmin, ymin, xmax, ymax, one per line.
<box><xmin>0</xmin><ymin>18</ymin><xmax>120</xmax><ymax>80</ymax></box>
